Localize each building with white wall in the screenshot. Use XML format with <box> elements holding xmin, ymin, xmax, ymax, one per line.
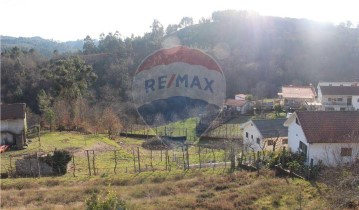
<box><xmin>284</xmin><ymin>111</ymin><xmax>359</xmax><ymax>166</ymax></box>
<box><xmin>317</xmin><ymin>84</ymin><xmax>359</xmax><ymax>111</ymax></box>
<box><xmin>242</xmin><ymin>118</ymin><xmax>288</xmax><ymax>152</ymax></box>
<box><xmin>1</xmin><ymin>103</ymin><xmax>27</xmax><ymax>149</ymax></box>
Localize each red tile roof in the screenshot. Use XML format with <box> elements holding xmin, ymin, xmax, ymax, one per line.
<box><xmin>296</xmin><ymin>111</ymin><xmax>359</xmax><ymax>143</ymax></box>
<box><xmin>279</xmin><ymin>86</ymin><xmax>316</xmax><ymax>99</ymax></box>
<box><xmin>319</xmin><ymin>86</ymin><xmax>359</xmax><ymax>95</ymax></box>
<box><xmin>1</xmin><ymin>103</ymin><xmax>26</xmax><ymax>120</ymax></box>
<box><xmin>225</xmin><ymin>99</ymin><xmax>248</xmax><ymax>107</ymax></box>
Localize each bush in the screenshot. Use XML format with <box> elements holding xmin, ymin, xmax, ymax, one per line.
<box><xmin>44</xmin><ymin>150</ymin><xmax>72</xmax><ymax>175</ymax></box>
<box><xmin>86</xmin><ymin>190</ymin><xmax>127</xmax><ymax>210</ymax></box>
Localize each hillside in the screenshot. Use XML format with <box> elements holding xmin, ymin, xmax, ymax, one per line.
<box><xmin>174</xmin><ymin>12</ymin><xmax>359</xmax><ymax>98</ymax></box>
<box><xmin>1</xmin><ymin>36</ymin><xmax>84</xmax><ymax>57</ymax></box>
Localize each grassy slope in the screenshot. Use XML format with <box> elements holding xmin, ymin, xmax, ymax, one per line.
<box><xmin>0</xmin><ymin>169</ymin><xmax>329</xmax><ymax>210</ymax></box>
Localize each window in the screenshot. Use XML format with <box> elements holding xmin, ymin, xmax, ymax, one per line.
<box><xmin>341</xmin><ymin>148</ymin><xmax>352</xmax><ymax>157</ymax></box>
<box><xmin>267</xmin><ymin>140</ymin><xmax>273</xmax><ymax>145</ymax></box>
<box><xmin>295</xmin><ymin>118</ymin><xmax>300</xmax><ymax>125</ymax></box>
<box><xmin>338</xmin><ymin>98</ymin><xmax>343</xmax><ymax>102</ymax></box>
<box><xmin>357</xmin><ymin>99</ymin><xmax>359</xmax><ymax>102</ymax></box>
<box><xmin>299</xmin><ymin>141</ymin><xmax>307</xmax><ymax>156</ymax></box>
<box><xmin>340</xmin><ymin>107</ymin><xmax>346</xmax><ymax>111</ymax></box>
<box><xmin>325</xmin><ymin>107</ymin><xmax>335</xmax><ymax>111</ymax></box>
<box><xmin>251</xmin><ymin>135</ymin><xmax>253</xmax><ymax>139</ymax></box>
<box><xmin>282</xmin><ymin>138</ymin><xmax>288</xmax><ymax>144</ymax></box>
<box><xmin>246</xmin><ymin>132</ymin><xmax>248</xmax><ymax>138</ymax></box>
<box><xmin>256</xmin><ymin>138</ymin><xmax>260</xmax><ymax>144</ymax></box>
<box><xmin>328</xmin><ymin>98</ymin><xmax>332</xmax><ymax>101</ymax></box>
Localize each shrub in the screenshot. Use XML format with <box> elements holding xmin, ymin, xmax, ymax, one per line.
<box><xmin>44</xmin><ymin>150</ymin><xmax>72</xmax><ymax>175</ymax></box>
<box><xmin>86</xmin><ymin>190</ymin><xmax>127</xmax><ymax>210</ymax></box>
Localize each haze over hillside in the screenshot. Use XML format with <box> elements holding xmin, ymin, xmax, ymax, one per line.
<box><xmin>2</xmin><ymin>11</ymin><xmax>359</xmax><ymax>121</ymax></box>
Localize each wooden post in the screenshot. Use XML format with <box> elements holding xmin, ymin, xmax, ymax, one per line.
<box><xmin>114</xmin><ymin>150</ymin><xmax>117</xmax><ymax>174</ymax></box>
<box><xmin>9</xmin><ymin>155</ymin><xmax>13</xmax><ymax>175</ymax></box>
<box><xmin>72</xmin><ymin>152</ymin><xmax>76</xmax><ymax>177</ymax></box>
<box><xmin>132</xmin><ymin>148</ymin><xmax>136</xmax><ymax>172</ymax></box>
<box><xmin>160</xmin><ymin>150</ymin><xmax>163</xmax><ymax>161</ymax></box>
<box><xmin>92</xmin><ymin>150</ymin><xmax>96</xmax><ymax>175</ymax></box>
<box><xmin>86</xmin><ymin>150</ymin><xmax>91</xmax><ymax>176</ymax></box>
<box><xmin>186</xmin><ymin>145</ymin><xmax>190</xmax><ymax>169</ymax></box>
<box><xmin>36</xmin><ymin>152</ymin><xmax>41</xmax><ymax>177</ymax></box>
<box><xmin>224</xmin><ymin>150</ymin><xmax>227</xmax><ymax>168</ymax></box>
<box><xmin>182</xmin><ymin>146</ymin><xmax>186</xmax><ymax>170</ymax></box>
<box><xmin>198</xmin><ymin>146</ymin><xmax>201</xmax><ymax>169</ymax></box>
<box><xmin>37</xmin><ymin>126</ymin><xmax>41</xmax><ymax>148</ymax></box>
<box><xmin>165</xmin><ymin>149</ymin><xmax>168</xmax><ymax>171</ymax></box>
<box><xmin>137</xmin><ymin>147</ymin><xmax>141</xmax><ymax>172</ymax></box>
<box><xmin>150</xmin><ymin>149</ymin><xmax>153</xmax><ymax>168</ymax></box>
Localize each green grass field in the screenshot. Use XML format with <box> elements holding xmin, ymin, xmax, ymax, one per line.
<box><xmin>0</xmin><ymin>131</ymin><xmax>346</xmax><ymax>209</ymax></box>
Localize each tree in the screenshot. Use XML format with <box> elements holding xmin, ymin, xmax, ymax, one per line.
<box><xmin>42</xmin><ymin>56</ymin><xmax>97</xmax><ymax>101</ymax></box>
<box><xmin>166</xmin><ymin>24</ymin><xmax>179</xmax><ymax>35</ymax></box>
<box><xmin>101</xmin><ymin>107</ymin><xmax>123</xmax><ymax>139</ymax></box>
<box><xmin>179</xmin><ymin>17</ymin><xmax>194</xmax><ymax>28</ymax></box>
<box><xmin>83</xmin><ymin>35</ymin><xmax>97</xmax><ymax>54</ymax></box>
<box><xmin>37</xmin><ymin>89</ymin><xmax>55</xmax><ymax>130</ymax></box>
<box><xmin>53</xmin><ymin>100</ymin><xmax>71</xmax><ymax>130</ymax></box>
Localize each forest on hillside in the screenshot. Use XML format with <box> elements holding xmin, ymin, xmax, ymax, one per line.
<box><xmin>2</xmin><ymin>10</ymin><xmax>359</xmax><ymax>131</ymax></box>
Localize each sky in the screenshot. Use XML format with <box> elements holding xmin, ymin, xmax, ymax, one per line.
<box><xmin>1</xmin><ymin>0</ymin><xmax>359</xmax><ymax>42</ymax></box>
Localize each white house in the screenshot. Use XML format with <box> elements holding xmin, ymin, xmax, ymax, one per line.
<box><xmin>1</xmin><ymin>103</ymin><xmax>27</xmax><ymax>149</ymax></box>
<box><xmin>242</xmin><ymin>118</ymin><xmax>288</xmax><ymax>152</ymax></box>
<box><xmin>223</xmin><ymin>99</ymin><xmax>253</xmax><ymax>114</ymax></box>
<box><xmin>317</xmin><ymin>84</ymin><xmax>359</xmax><ymax>111</ymax></box>
<box><xmin>278</xmin><ymin>85</ymin><xmax>317</xmax><ymax>109</ymax></box>
<box><xmin>235</xmin><ymin>94</ymin><xmax>247</xmax><ymax>101</ymax></box>
<box><xmin>284</xmin><ymin>111</ymin><xmax>359</xmax><ymax>166</ymax></box>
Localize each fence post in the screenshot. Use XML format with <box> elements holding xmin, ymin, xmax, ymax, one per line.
<box><xmin>132</xmin><ymin>148</ymin><xmax>136</xmax><ymax>172</ymax></box>
<box><xmin>198</xmin><ymin>145</ymin><xmax>201</xmax><ymax>169</ymax></box>
<box><xmin>182</xmin><ymin>146</ymin><xmax>186</xmax><ymax>170</ymax></box>
<box><xmin>150</xmin><ymin>149</ymin><xmax>153</xmax><ymax>169</ymax></box>
<box><xmin>186</xmin><ymin>144</ymin><xmax>190</xmax><ymax>169</ymax></box>
<box><xmin>36</xmin><ymin>152</ymin><xmax>41</xmax><ymax>177</ymax></box>
<box><xmin>137</xmin><ymin>147</ymin><xmax>141</xmax><ymax>172</ymax></box>
<box><xmin>114</xmin><ymin>150</ymin><xmax>117</xmax><ymax>174</ymax></box>
<box><xmin>9</xmin><ymin>155</ymin><xmax>13</xmax><ymax>176</ymax></box>
<box><xmin>160</xmin><ymin>150</ymin><xmax>163</xmax><ymax>162</ymax></box>
<box><xmin>92</xmin><ymin>150</ymin><xmax>96</xmax><ymax>175</ymax></box>
<box><xmin>72</xmin><ymin>152</ymin><xmax>76</xmax><ymax>177</ymax></box>
<box><xmin>165</xmin><ymin>149</ymin><xmax>168</xmax><ymax>171</ymax></box>
<box><xmin>86</xmin><ymin>150</ymin><xmax>91</xmax><ymax>176</ymax></box>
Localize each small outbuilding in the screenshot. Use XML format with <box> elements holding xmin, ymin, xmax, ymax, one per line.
<box><xmin>1</xmin><ymin>103</ymin><xmax>27</xmax><ymax>149</ymax></box>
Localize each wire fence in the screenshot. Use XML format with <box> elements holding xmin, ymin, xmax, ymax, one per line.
<box><xmin>1</xmin><ymin>142</ymin><xmax>244</xmax><ymax>178</ymax></box>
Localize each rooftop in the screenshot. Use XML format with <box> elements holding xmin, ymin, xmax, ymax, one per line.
<box><xmin>319</xmin><ymin>86</ymin><xmax>359</xmax><ymax>96</ymax></box>
<box><xmin>295</xmin><ymin>111</ymin><xmax>359</xmax><ymax>143</ymax></box>
<box><xmin>279</xmin><ymin>86</ymin><xmax>317</xmax><ymax>99</ymax></box>
<box><xmin>252</xmin><ymin>118</ymin><xmax>288</xmax><ymax>138</ymax></box>
<box><xmin>1</xmin><ymin>103</ymin><xmax>26</xmax><ymax>120</ymax></box>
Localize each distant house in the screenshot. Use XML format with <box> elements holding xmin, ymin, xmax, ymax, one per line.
<box><xmin>235</xmin><ymin>94</ymin><xmax>247</xmax><ymax>101</ymax></box>
<box><xmin>284</xmin><ymin>111</ymin><xmax>359</xmax><ymax>166</ymax></box>
<box><xmin>0</xmin><ymin>103</ymin><xmax>27</xmax><ymax>149</ymax></box>
<box><xmin>241</xmin><ymin>118</ymin><xmax>288</xmax><ymax>152</ymax></box>
<box><xmin>317</xmin><ymin>83</ymin><xmax>359</xmax><ymax>111</ymax></box>
<box><xmin>278</xmin><ymin>85</ymin><xmax>317</xmax><ymax>109</ymax></box>
<box><xmin>223</xmin><ymin>99</ymin><xmax>253</xmax><ymax>114</ymax></box>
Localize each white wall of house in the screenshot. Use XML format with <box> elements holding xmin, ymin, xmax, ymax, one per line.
<box><xmin>0</xmin><ymin>119</ymin><xmax>26</xmax><ymax>134</ymax></box>
<box><xmin>287</xmin><ymin>118</ymin><xmax>308</xmax><ymax>155</ymax></box>
<box><xmin>318</xmin><ymin>82</ymin><xmax>358</xmax><ymax>87</ymax></box>
<box><xmin>235</xmin><ymin>95</ymin><xmax>246</xmax><ymax>100</ymax></box>
<box><xmin>353</xmin><ymin>96</ymin><xmax>359</xmax><ymax>110</ymax></box>
<box><xmin>287</xmin><ymin>116</ymin><xmax>359</xmax><ymax>166</ymax></box>
<box><xmin>308</xmin><ymin>143</ymin><xmax>359</xmax><ymax>166</ymax></box>
<box><xmin>242</xmin><ymin>122</ymin><xmax>263</xmax><ymax>152</ymax></box>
